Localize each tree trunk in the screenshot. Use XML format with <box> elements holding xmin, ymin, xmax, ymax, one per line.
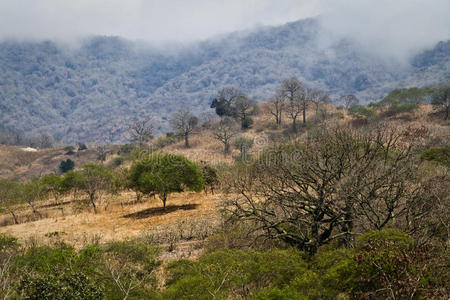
<box><xmin>224</xmin><ymin>142</ymin><xmax>230</xmax><ymax>154</ymax></box>
<box><xmin>446</xmin><ymin>105</ymin><xmax>449</xmax><ymax>120</ymax></box>
<box><xmin>9</xmin><ymin>211</ymin><xmax>19</xmax><ymax>225</ymax></box>
<box><xmin>184</xmin><ymin>133</ymin><xmax>190</xmax><ymax>148</ymax></box>
<box><xmin>89</xmin><ymin>193</ymin><xmax>97</xmax><ymax>214</ymax></box>
<box><xmin>302</xmin><ymin>102</ymin><xmax>306</xmax><ymax>124</ymax></box>
<box><xmin>292</xmin><ymin>117</ymin><xmax>297</xmax><ymax>133</ymax></box>
<box><xmin>162</xmin><ymin>194</ymin><xmax>167</xmax><ymax>210</ymax></box>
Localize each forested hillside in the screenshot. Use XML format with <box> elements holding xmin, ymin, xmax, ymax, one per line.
<box><xmin>0</xmin><ymin>18</ymin><xmax>449</xmax><ymax>143</ymax></box>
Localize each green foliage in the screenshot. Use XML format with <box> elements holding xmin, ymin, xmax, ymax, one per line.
<box><xmin>40</xmin><ymin>174</ymin><xmax>68</xmax><ymax>203</ymax></box>
<box><xmin>74</xmin><ymin>163</ymin><xmax>116</xmax><ymax>212</ymax></box>
<box><xmin>420</xmin><ymin>147</ymin><xmax>450</xmax><ymax>167</ymax></box>
<box><xmin>155</xmin><ymin>135</ymin><xmax>177</xmax><ymax>148</ymax></box>
<box><xmin>19</xmin><ymin>272</ymin><xmax>103</xmax><ymax>300</ymax></box>
<box><xmin>117</xmin><ymin>144</ymin><xmax>136</xmax><ymax>155</ymax></box>
<box><xmin>0</xmin><ymin>233</ymin><xmax>19</xmax><ymax>252</ymax></box>
<box><xmin>111</xmin><ymin>156</ymin><xmax>124</xmax><ymax>167</ymax></box>
<box><xmin>78</xmin><ymin>143</ymin><xmax>88</xmax><ymax>151</ymax></box>
<box><xmin>0</xmin><ymin>179</ymin><xmax>22</xmax><ymax>212</ymax></box>
<box><xmin>129</xmin><ymin>153</ymin><xmax>204</xmax><ymax>207</ymax></box>
<box><xmin>380</xmin><ymin>86</ymin><xmax>435</xmax><ymax>105</ymax></box>
<box><xmin>348</xmin><ymin>105</ymin><xmax>374</xmax><ymax>118</ymax></box>
<box><xmin>241</xmin><ymin>116</ymin><xmax>254</xmax><ymax>129</ymax></box>
<box><xmin>199</xmin><ymin>163</ymin><xmax>218</xmax><ymax>194</ymax></box>
<box><xmin>431</xmin><ymin>84</ymin><xmax>450</xmax><ymax>119</ymax></box>
<box><xmin>234</xmin><ymin>137</ymin><xmax>254</xmax><ymax>161</ymax></box>
<box><xmin>163</xmin><ymin>249</ymin><xmax>308</xmax><ymax>299</ymax></box>
<box><xmin>64</xmin><ymin>146</ymin><xmax>76</xmax><ymax>155</ymax></box>
<box><xmin>388</xmin><ymin>103</ymin><xmax>419</xmax><ymax>114</ymax></box>
<box><xmin>59</xmin><ymin>159</ymin><xmax>75</xmax><ymax>173</ymax></box>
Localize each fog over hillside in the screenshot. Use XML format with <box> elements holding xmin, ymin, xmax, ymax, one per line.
<box><xmin>0</xmin><ymin>1</ymin><xmax>449</xmax><ymax>143</ymax></box>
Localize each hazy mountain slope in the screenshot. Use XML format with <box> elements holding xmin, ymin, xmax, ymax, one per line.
<box><xmin>0</xmin><ymin>19</ymin><xmax>448</xmax><ymax>143</ymax></box>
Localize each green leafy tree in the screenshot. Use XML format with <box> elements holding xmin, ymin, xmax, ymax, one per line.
<box><xmin>199</xmin><ymin>163</ymin><xmax>219</xmax><ymax>195</ymax></box>
<box><xmin>21</xmin><ymin>180</ymin><xmax>48</xmax><ymax>217</ymax></box>
<box><xmin>129</xmin><ymin>154</ymin><xmax>203</xmax><ymax>209</ymax></box>
<box><xmin>0</xmin><ymin>179</ymin><xmax>22</xmax><ymax>224</ymax></box>
<box><xmin>40</xmin><ymin>174</ymin><xmax>68</xmax><ymax>205</ymax></box>
<box><xmin>431</xmin><ymin>84</ymin><xmax>450</xmax><ymax>120</ymax></box>
<box><xmin>76</xmin><ymin>163</ymin><xmax>115</xmax><ymax>213</ymax></box>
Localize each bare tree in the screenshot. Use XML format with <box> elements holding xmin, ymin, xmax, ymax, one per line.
<box><xmin>340</xmin><ymin>94</ymin><xmax>359</xmax><ymax>109</ymax></box>
<box><xmin>234</xmin><ymin>96</ymin><xmax>257</xmax><ymax>129</ymax></box>
<box><xmin>128</xmin><ymin>119</ymin><xmax>154</xmax><ymax>147</ymax></box>
<box><xmin>214</xmin><ymin>117</ymin><xmax>239</xmax><ymax>154</ymax></box>
<box><xmin>280</xmin><ymin>78</ymin><xmax>306</xmax><ymax>132</ymax></box>
<box><xmin>226</xmin><ymin>127</ymin><xmax>424</xmax><ymax>255</ymax></box>
<box><xmin>95</xmin><ymin>144</ymin><xmax>109</xmax><ymax>163</ymax></box>
<box><xmin>307</xmin><ymin>88</ymin><xmax>330</xmax><ymax>120</ymax></box>
<box><xmin>170</xmin><ymin>109</ymin><xmax>199</xmax><ymax>148</ymax></box>
<box><xmin>269</xmin><ymin>91</ymin><xmax>285</xmax><ymax>126</ymax></box>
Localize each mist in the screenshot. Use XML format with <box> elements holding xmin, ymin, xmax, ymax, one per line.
<box><xmin>0</xmin><ymin>0</ymin><xmax>449</xmax><ymax>61</ymax></box>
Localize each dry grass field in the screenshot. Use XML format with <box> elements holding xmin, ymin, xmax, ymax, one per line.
<box><xmin>0</xmin><ymin>190</ymin><xmax>223</xmax><ymax>260</ymax></box>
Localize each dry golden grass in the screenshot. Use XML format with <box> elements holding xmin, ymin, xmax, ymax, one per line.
<box><xmin>0</xmin><ymin>191</ymin><xmax>222</xmax><ymax>249</ymax></box>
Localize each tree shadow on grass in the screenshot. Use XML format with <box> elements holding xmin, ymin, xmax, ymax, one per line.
<box><xmin>122</xmin><ymin>203</ymin><xmax>200</xmax><ymax>219</ymax></box>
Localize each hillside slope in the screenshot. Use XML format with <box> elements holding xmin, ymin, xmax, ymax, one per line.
<box><xmin>0</xmin><ymin>19</ymin><xmax>449</xmax><ymax>143</ymax></box>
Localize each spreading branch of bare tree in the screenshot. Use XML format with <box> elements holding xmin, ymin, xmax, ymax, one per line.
<box><xmin>170</xmin><ymin>109</ymin><xmax>198</xmax><ymax>148</ymax></box>
<box><xmin>128</xmin><ymin>119</ymin><xmax>154</xmax><ymax>148</ymax></box>
<box><xmin>225</xmin><ymin>127</ymin><xmax>430</xmax><ymax>254</ymax></box>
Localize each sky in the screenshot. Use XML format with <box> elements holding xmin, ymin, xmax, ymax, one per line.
<box><xmin>0</xmin><ymin>0</ymin><xmax>449</xmax><ymax>59</ymax></box>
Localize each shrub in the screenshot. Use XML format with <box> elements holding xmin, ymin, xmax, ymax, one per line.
<box><xmin>0</xmin><ymin>233</ymin><xmax>19</xmax><ymax>252</ymax></box>
<box><xmin>78</xmin><ymin>143</ymin><xmax>88</xmax><ymax>151</ymax></box>
<box><xmin>117</xmin><ymin>144</ymin><xmax>136</xmax><ymax>155</ymax></box>
<box><xmin>351</xmin><ymin>230</ymin><xmax>431</xmax><ymax>299</ymax></box>
<box><xmin>19</xmin><ymin>272</ymin><xmax>103</xmax><ymax>300</ymax></box>
<box><xmin>348</xmin><ymin>105</ymin><xmax>374</xmax><ymax>118</ymax></box>
<box><xmin>111</xmin><ymin>156</ymin><xmax>124</xmax><ymax>167</ymax></box>
<box><xmin>64</xmin><ymin>146</ymin><xmax>76</xmax><ymax>155</ymax></box>
<box><xmin>242</xmin><ymin>116</ymin><xmax>254</xmax><ymax>129</ymax></box>
<box><xmin>163</xmin><ymin>249</ymin><xmax>308</xmax><ymax>299</ymax></box>
<box><xmin>59</xmin><ymin>159</ymin><xmax>75</xmax><ymax>173</ymax></box>
<box><xmin>420</xmin><ymin>147</ymin><xmax>450</xmax><ymax>167</ymax></box>
<box><xmin>155</xmin><ymin>135</ymin><xmax>177</xmax><ymax>149</ymax></box>
<box><xmin>388</xmin><ymin>103</ymin><xmax>419</xmax><ymax>114</ymax></box>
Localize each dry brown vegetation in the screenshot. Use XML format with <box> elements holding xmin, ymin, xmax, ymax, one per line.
<box><xmin>0</xmin><ymin>102</ymin><xmax>448</xmax><ymax>259</ymax></box>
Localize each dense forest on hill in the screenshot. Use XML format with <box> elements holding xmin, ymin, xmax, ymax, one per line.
<box><xmin>1</xmin><ymin>18</ymin><xmax>449</xmax><ymax>143</ymax></box>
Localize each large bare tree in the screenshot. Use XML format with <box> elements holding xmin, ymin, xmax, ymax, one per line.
<box><xmin>307</xmin><ymin>88</ymin><xmax>330</xmax><ymax>120</ymax></box>
<box><xmin>170</xmin><ymin>109</ymin><xmax>198</xmax><ymax>148</ymax></box>
<box><xmin>340</xmin><ymin>94</ymin><xmax>359</xmax><ymax>109</ymax></box>
<box><xmin>128</xmin><ymin>119</ymin><xmax>154</xmax><ymax>147</ymax></box>
<box><xmin>280</xmin><ymin>78</ymin><xmax>306</xmax><ymax>132</ymax></box>
<box><xmin>269</xmin><ymin>91</ymin><xmax>285</xmax><ymax>126</ymax></box>
<box><xmin>226</xmin><ymin>127</ymin><xmax>427</xmax><ymax>254</ymax></box>
<box><xmin>213</xmin><ymin>117</ymin><xmax>239</xmax><ymax>154</ymax></box>
<box><xmin>234</xmin><ymin>96</ymin><xmax>257</xmax><ymax>129</ymax></box>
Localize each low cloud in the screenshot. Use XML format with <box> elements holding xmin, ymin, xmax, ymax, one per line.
<box><xmin>0</xmin><ymin>0</ymin><xmax>448</xmax><ymax>60</ymax></box>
